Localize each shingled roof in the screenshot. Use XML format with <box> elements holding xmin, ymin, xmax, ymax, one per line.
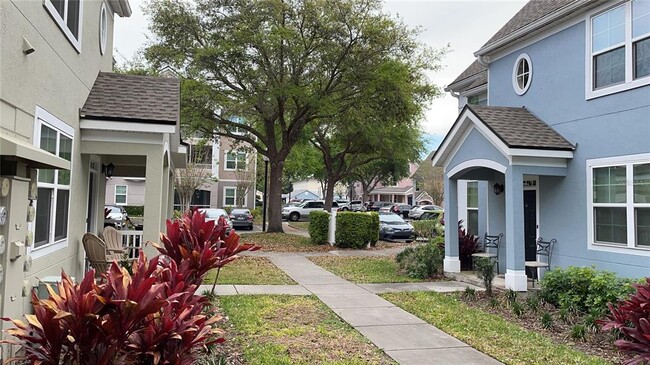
<box><xmin>80</xmin><ymin>72</ymin><xmax>180</xmax><ymax>125</ymax></box>
<box><xmin>468</xmin><ymin>105</ymin><xmax>574</xmax><ymax>150</ymax></box>
<box><xmin>449</xmin><ymin>60</ymin><xmax>487</xmax><ymax>87</ymax></box>
<box><xmin>480</xmin><ymin>0</ymin><xmax>580</xmax><ymax>52</ymax></box>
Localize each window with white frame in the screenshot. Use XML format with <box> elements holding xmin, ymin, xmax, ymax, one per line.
<box><xmin>589</xmin><ymin>1</ymin><xmax>650</xmax><ymax>95</ymax></box>
<box><xmin>467</xmin><ymin>92</ymin><xmax>488</xmax><ymax>106</ymax></box>
<box><xmin>512</xmin><ymin>54</ymin><xmax>532</xmax><ymax>95</ymax></box>
<box><xmin>33</xmin><ymin>109</ymin><xmax>74</xmax><ymax>249</ymax></box>
<box><xmin>225</xmin><ymin>151</ymin><xmax>247</xmax><ymax>170</ymax></box>
<box><xmin>589</xmin><ymin>156</ymin><xmax>650</xmax><ymax>249</ymax></box>
<box><xmin>43</xmin><ymin>0</ymin><xmax>83</xmax><ymax>52</ymax></box>
<box><xmin>466</xmin><ymin>181</ymin><xmax>479</xmax><ymax>236</ymax></box>
<box><xmin>115</xmin><ymin>185</ymin><xmax>127</xmax><ymax>205</ymax></box>
<box><xmin>224</xmin><ymin>187</ymin><xmax>236</xmax><ymax>206</ymax></box>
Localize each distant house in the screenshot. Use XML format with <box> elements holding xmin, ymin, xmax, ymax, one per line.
<box><xmin>435</xmin><ymin>0</ymin><xmax>650</xmax><ymax>291</ymax></box>
<box><xmin>0</xmin><ymin>0</ymin><xmax>185</xmax><ymax>347</ymax></box>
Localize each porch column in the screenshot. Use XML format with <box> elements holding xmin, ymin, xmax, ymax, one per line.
<box><xmin>444</xmin><ymin>177</ymin><xmax>460</xmax><ymax>272</ymax></box>
<box><xmin>478</xmin><ymin>181</ymin><xmax>489</xmax><ymax>239</ymax></box>
<box><xmin>505</xmin><ymin>167</ymin><xmax>527</xmax><ymax>291</ymax></box>
<box><xmin>143</xmin><ymin>150</ymin><xmax>166</xmax><ymax>258</ymax></box>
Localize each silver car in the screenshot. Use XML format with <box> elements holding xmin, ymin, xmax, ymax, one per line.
<box><xmin>199</xmin><ymin>208</ymin><xmax>233</xmax><ymax>233</ymax></box>
<box><xmin>408</xmin><ymin>205</ymin><xmax>444</xmax><ymax>220</ymax></box>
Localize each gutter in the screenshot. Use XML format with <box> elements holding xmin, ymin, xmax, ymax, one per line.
<box><xmin>109</xmin><ymin>0</ymin><xmax>132</xmax><ymax>17</ymax></box>
<box><xmin>474</xmin><ymin>0</ymin><xmax>592</xmax><ymax>58</ymax></box>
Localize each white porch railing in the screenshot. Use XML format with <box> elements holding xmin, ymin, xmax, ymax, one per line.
<box><xmin>118</xmin><ymin>230</ymin><xmax>144</xmax><ymax>261</ymax></box>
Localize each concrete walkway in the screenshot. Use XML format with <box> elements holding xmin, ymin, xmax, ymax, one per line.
<box><xmin>257</xmin><ymin>254</ymin><xmax>502</xmax><ymax>365</ymax></box>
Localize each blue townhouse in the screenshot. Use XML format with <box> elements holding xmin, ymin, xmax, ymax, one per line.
<box><xmin>435</xmin><ymin>0</ymin><xmax>650</xmax><ymax>291</ymax></box>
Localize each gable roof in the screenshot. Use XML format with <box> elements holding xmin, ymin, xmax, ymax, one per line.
<box><xmin>80</xmin><ymin>72</ymin><xmax>180</xmax><ymax>125</ymax></box>
<box><xmin>432</xmin><ymin>105</ymin><xmax>574</xmax><ymax>167</ymax></box>
<box><xmin>468</xmin><ymin>105</ymin><xmax>574</xmax><ymax>150</ymax></box>
<box><xmin>449</xmin><ymin>60</ymin><xmax>487</xmax><ymax>87</ymax></box>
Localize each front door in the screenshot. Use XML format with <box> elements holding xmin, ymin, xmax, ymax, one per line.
<box><xmin>523</xmin><ymin>190</ymin><xmax>537</xmax><ymax>271</ymax></box>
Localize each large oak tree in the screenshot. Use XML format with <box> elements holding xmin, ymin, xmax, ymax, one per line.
<box><xmin>145</xmin><ymin>0</ymin><xmax>437</xmax><ymax>232</ymax></box>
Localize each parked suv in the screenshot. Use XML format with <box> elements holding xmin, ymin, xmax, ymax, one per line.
<box><xmin>339</xmin><ymin>200</ymin><xmax>365</xmax><ymax>211</ymax></box>
<box><xmin>408</xmin><ymin>204</ymin><xmax>444</xmax><ymax>220</ymax></box>
<box><xmin>282</xmin><ymin>200</ymin><xmax>338</xmax><ymax>221</ymax></box>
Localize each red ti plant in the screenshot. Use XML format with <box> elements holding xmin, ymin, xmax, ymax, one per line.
<box><xmin>599</xmin><ymin>277</ymin><xmax>650</xmax><ymax>365</ymax></box>
<box><xmin>458</xmin><ymin>220</ymin><xmax>480</xmax><ymax>270</ymax></box>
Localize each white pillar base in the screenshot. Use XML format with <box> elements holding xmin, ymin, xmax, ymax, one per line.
<box><xmin>444</xmin><ymin>256</ymin><xmax>461</xmax><ymax>273</ymax></box>
<box><xmin>328</xmin><ymin>208</ymin><xmax>337</xmax><ymax>246</ymax></box>
<box><xmin>505</xmin><ymin>269</ymin><xmax>528</xmax><ymax>292</ymax></box>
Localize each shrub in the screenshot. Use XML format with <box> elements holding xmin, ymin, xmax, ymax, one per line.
<box><xmin>600</xmin><ymin>277</ymin><xmax>650</xmax><ymax>364</ymax></box>
<box><xmin>395</xmin><ymin>241</ymin><xmax>444</xmax><ymax>279</ymax></box>
<box><xmin>335</xmin><ymin>212</ymin><xmax>378</xmax><ymax>249</ymax></box>
<box><xmin>1</xmin><ymin>209</ymin><xmax>260</xmax><ymax>364</ymax></box>
<box><xmin>124</xmin><ymin>205</ymin><xmax>144</xmax><ymax>217</ymax></box>
<box><xmin>458</xmin><ymin>221</ymin><xmax>479</xmax><ymax>270</ymax></box>
<box><xmin>463</xmin><ymin>286</ymin><xmax>476</xmax><ymax>299</ymax></box>
<box><xmin>541</xmin><ymin>312</ymin><xmax>554</xmax><ymax>329</ymax></box>
<box><xmin>250</xmin><ymin>207</ymin><xmax>262</xmax><ymax>219</ymax></box>
<box><xmin>475</xmin><ymin>257</ymin><xmax>496</xmax><ymax>296</ymax></box>
<box><xmin>506</xmin><ymin>289</ymin><xmax>518</xmax><ymax>306</ymax></box>
<box><xmin>412</xmin><ymin>218</ymin><xmax>441</xmax><ymax>241</ymax></box>
<box><xmin>309</xmin><ymin>211</ymin><xmax>330</xmax><ymax>245</ymax></box>
<box><xmin>526</xmin><ymin>293</ymin><xmax>540</xmax><ymax>313</ymax></box>
<box><xmin>570</xmin><ymin>324</ymin><xmax>587</xmax><ymax>341</ymax></box>
<box><xmin>512</xmin><ymin>301</ymin><xmax>525</xmax><ymax>317</ymax></box>
<box><xmin>540</xmin><ymin>266</ymin><xmax>638</xmax><ymax>314</ymax></box>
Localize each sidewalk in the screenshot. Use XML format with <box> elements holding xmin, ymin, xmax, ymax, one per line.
<box><xmin>257</xmin><ymin>254</ymin><xmax>501</xmax><ymax>365</ymax></box>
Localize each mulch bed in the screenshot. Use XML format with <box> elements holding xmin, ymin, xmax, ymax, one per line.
<box><xmin>456</xmin><ymin>290</ymin><xmax>633</xmax><ymax>364</ymax></box>
<box><xmin>199</xmin><ymin>304</ymin><xmax>246</xmax><ymax>365</ymax></box>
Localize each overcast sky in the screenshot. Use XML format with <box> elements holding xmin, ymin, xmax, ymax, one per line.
<box><xmin>114</xmin><ymin>0</ymin><xmax>526</xmax><ymax>145</ymax></box>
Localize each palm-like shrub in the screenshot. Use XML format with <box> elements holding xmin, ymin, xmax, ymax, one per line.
<box><xmin>2</xmin><ymin>208</ymin><xmax>259</xmax><ymax>364</ymax></box>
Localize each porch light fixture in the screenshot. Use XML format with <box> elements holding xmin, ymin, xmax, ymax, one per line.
<box><xmin>102</xmin><ymin>163</ymin><xmax>115</xmax><ymax>178</ymax></box>
<box><xmin>493</xmin><ymin>183</ymin><xmax>504</xmax><ymax>196</ymax></box>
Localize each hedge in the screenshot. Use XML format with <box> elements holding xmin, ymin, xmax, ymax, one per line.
<box><xmin>335</xmin><ymin>212</ymin><xmax>379</xmax><ymax>249</ymax></box>
<box><xmin>123</xmin><ymin>206</ymin><xmax>144</xmax><ymax>217</ymax></box>
<box><xmin>412</xmin><ymin>218</ymin><xmax>443</xmax><ymax>240</ymax></box>
<box><xmin>309</xmin><ymin>211</ymin><xmax>330</xmax><ymax>245</ymax></box>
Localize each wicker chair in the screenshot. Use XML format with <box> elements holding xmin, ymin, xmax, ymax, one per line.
<box><xmin>102</xmin><ymin>226</ymin><xmax>125</xmax><ymax>261</ymax></box>
<box><xmin>82</xmin><ymin>233</ymin><xmax>120</xmax><ymax>273</ymax></box>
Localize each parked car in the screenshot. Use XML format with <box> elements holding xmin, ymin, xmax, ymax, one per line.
<box><xmin>281</xmin><ymin>200</ymin><xmax>339</xmax><ymax>221</ymax></box>
<box><xmin>229</xmin><ymin>208</ymin><xmax>254</xmax><ymax>230</ymax></box>
<box><xmin>199</xmin><ymin>208</ymin><xmax>233</xmax><ymax>234</ymax></box>
<box><xmin>104</xmin><ymin>205</ymin><xmax>128</xmax><ymax>228</ymax></box>
<box><xmin>378</xmin><ymin>212</ymin><xmax>414</xmax><ymax>242</ymax></box>
<box><xmin>390</xmin><ymin>204</ymin><xmax>413</xmax><ymax>219</ymax></box>
<box><xmin>408</xmin><ymin>204</ymin><xmax>444</xmax><ymax>220</ymax></box>
<box><xmin>419</xmin><ymin>210</ymin><xmax>444</xmax><ymax>221</ymax></box>
<box><xmin>367</xmin><ymin>201</ymin><xmax>392</xmax><ymax>212</ymax></box>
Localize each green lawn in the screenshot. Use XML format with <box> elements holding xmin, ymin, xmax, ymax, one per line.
<box><xmin>381</xmin><ymin>291</ymin><xmax>611</xmax><ymax>365</ymax></box>
<box><xmin>308</xmin><ymin>256</ymin><xmax>428</xmax><ymax>283</ymax></box>
<box><xmin>217</xmin><ymin>295</ymin><xmax>395</xmax><ymax>365</ymax></box>
<box><xmin>204</xmin><ymin>256</ymin><xmax>296</xmax><ymax>285</ymax></box>
<box><xmin>287</xmin><ymin>221</ymin><xmax>310</xmax><ymax>231</ymax></box>
<box><xmin>239</xmin><ymin>232</ymin><xmax>332</xmax><ymax>252</ymax></box>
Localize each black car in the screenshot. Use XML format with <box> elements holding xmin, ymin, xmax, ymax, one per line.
<box><xmin>378</xmin><ymin>213</ymin><xmax>414</xmax><ymax>242</ymax></box>
<box><xmin>391</xmin><ymin>204</ymin><xmax>413</xmax><ymax>219</ymax></box>
<box><xmin>367</xmin><ymin>201</ymin><xmax>392</xmax><ymax>211</ymax></box>
<box><xmin>229</xmin><ymin>208</ymin><xmax>254</xmax><ymax>230</ymax></box>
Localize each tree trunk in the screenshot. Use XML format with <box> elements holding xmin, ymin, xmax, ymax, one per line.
<box><xmin>324</xmin><ymin>176</ymin><xmax>337</xmax><ymax>211</ymax></box>
<box><xmin>360</xmin><ymin>181</ymin><xmax>369</xmax><ymax>203</ymax></box>
<box><xmin>266</xmin><ymin>160</ymin><xmax>285</xmax><ymax>233</ymax></box>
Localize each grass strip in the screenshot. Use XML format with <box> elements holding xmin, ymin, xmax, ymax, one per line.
<box><xmin>381</xmin><ymin>291</ymin><xmax>611</xmax><ymax>365</ymax></box>
<box><xmin>309</xmin><ymin>256</ymin><xmax>427</xmax><ymax>283</ymax></box>
<box><xmin>204</xmin><ymin>256</ymin><xmax>296</xmax><ymax>285</ymax></box>
<box><xmin>239</xmin><ymin>232</ymin><xmax>332</xmax><ymax>252</ymax></box>
<box><xmin>218</xmin><ymin>295</ymin><xmax>396</xmax><ymax>365</ymax></box>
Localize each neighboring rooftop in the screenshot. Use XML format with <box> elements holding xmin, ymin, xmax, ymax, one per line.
<box><xmin>468</xmin><ymin>105</ymin><xmax>575</xmax><ymax>150</ymax></box>
<box><xmin>80</xmin><ymin>72</ymin><xmax>180</xmax><ymax>125</ymax></box>
<box><xmin>449</xmin><ymin>60</ymin><xmax>487</xmax><ymax>87</ymax></box>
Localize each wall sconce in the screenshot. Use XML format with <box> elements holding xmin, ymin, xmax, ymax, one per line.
<box><xmin>102</xmin><ymin>163</ymin><xmax>115</xmax><ymax>178</ymax></box>
<box><xmin>22</xmin><ymin>38</ymin><xmax>35</xmax><ymax>55</ymax></box>
<box><xmin>493</xmin><ymin>183</ymin><xmax>504</xmax><ymax>195</ymax></box>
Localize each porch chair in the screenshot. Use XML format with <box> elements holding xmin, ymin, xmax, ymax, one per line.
<box><xmin>525</xmin><ymin>237</ymin><xmax>557</xmax><ymax>287</ymax></box>
<box><xmin>102</xmin><ymin>226</ymin><xmax>126</xmax><ymax>261</ymax></box>
<box><xmin>472</xmin><ymin>233</ymin><xmax>503</xmax><ymax>273</ymax></box>
<box><xmin>82</xmin><ymin>233</ymin><xmax>119</xmax><ymax>273</ymax></box>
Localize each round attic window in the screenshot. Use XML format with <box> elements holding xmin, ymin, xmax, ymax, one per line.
<box><xmin>512</xmin><ymin>53</ymin><xmax>532</xmax><ymax>95</ymax></box>
<box><xmin>99</xmin><ymin>3</ymin><xmax>108</xmax><ymax>55</ymax></box>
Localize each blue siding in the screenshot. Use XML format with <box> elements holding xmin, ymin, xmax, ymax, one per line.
<box><xmin>447</xmin><ymin>128</ymin><xmax>509</xmax><ymax>172</ymax></box>
<box><xmin>487</xmin><ymin>20</ymin><xmax>650</xmax><ymax>278</ymax></box>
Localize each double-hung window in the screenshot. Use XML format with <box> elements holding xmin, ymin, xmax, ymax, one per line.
<box><xmin>466</xmin><ymin>181</ymin><xmax>479</xmax><ymax>236</ymax></box>
<box><xmin>225</xmin><ymin>151</ymin><xmax>247</xmax><ymax>171</ymax></box>
<box><xmin>224</xmin><ymin>187</ymin><xmax>236</xmax><ymax>206</ymax></box>
<box><xmin>44</xmin><ymin>0</ymin><xmax>83</xmax><ymax>52</ymax></box>
<box><xmin>588</xmin><ymin>1</ymin><xmax>650</xmax><ymax>98</ymax></box>
<box><xmin>115</xmin><ymin>185</ymin><xmax>127</xmax><ymax>205</ymax></box>
<box><xmin>588</xmin><ymin>154</ymin><xmax>650</xmax><ymax>254</ymax></box>
<box><xmin>33</xmin><ymin>108</ymin><xmax>74</xmax><ymax>253</ymax></box>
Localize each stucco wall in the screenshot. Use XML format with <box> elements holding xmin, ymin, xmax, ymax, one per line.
<box><xmin>487</xmin><ymin>20</ymin><xmax>650</xmax><ymax>277</ymax></box>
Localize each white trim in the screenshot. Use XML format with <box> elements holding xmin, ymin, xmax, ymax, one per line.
<box><xmin>36</xmin><ymin>107</ymin><xmax>74</xmax><ymax>136</ymax></box>
<box><xmin>43</xmin><ymin>0</ymin><xmax>83</xmax><ymax>53</ymax></box>
<box><xmin>512</xmin><ymin>53</ymin><xmax>533</xmax><ymax>95</ymax></box>
<box><xmin>222</xmin><ymin>186</ymin><xmax>248</xmax><ymax>207</ymax></box>
<box><xmin>99</xmin><ymin>3</ymin><xmax>108</xmax><ymax>55</ymax></box>
<box><xmin>81</xmin><ymin>129</ymin><xmax>164</xmax><ymax>144</ymax></box>
<box><xmin>586</xmin><ymin>153</ymin><xmax>650</xmax><ymax>256</ymax></box>
<box><xmin>509</xmin><ymin>149</ymin><xmax>574</xmax><ymax>159</ymax></box>
<box><xmin>505</xmin><ymin>269</ymin><xmax>528</xmax><ymax>291</ymax></box>
<box><xmin>585</xmin><ymin>1</ymin><xmax>650</xmax><ymax>100</ymax></box>
<box><xmin>79</xmin><ymin>119</ymin><xmax>176</xmax><ymax>134</ymax></box>
<box><xmin>512</xmin><ymin>156</ymin><xmax>568</xmax><ymax>168</ymax></box>
<box><xmin>115</xmin><ymin>184</ymin><xmax>127</xmax><ymax>205</ymax></box>
<box><xmin>523</xmin><ymin>176</ymin><xmax>541</xmax><ymax>275</ymax></box>
<box><xmin>444</xmin><ymin>256</ymin><xmax>461</xmax><ymax>273</ymax></box>
<box><xmin>447</xmin><ymin>159</ymin><xmax>508</xmax><ymax>178</ymax></box>
<box><xmin>436</xmin><ymin>123</ymin><xmax>473</xmax><ymax>168</ymax></box>
<box><xmin>223</xmin><ymin>150</ymin><xmax>248</xmax><ymax>171</ymax></box>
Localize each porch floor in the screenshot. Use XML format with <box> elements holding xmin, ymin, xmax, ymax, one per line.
<box><xmin>447</xmin><ymin>271</ymin><xmax>540</xmax><ymax>292</ymax></box>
